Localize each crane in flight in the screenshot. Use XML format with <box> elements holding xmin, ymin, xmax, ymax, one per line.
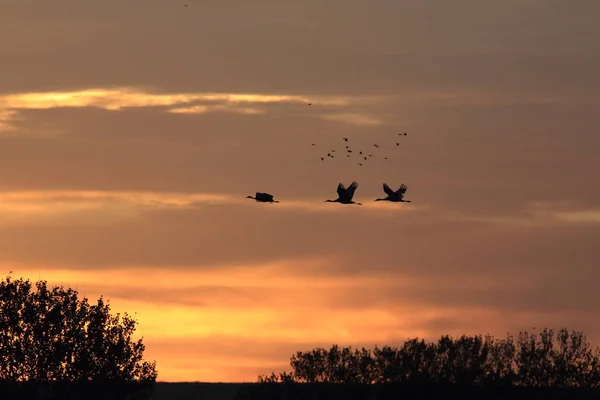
<box><xmin>247</xmin><ymin>192</ymin><xmax>280</xmax><ymax>203</ymax></box>
<box><xmin>375</xmin><ymin>183</ymin><xmax>412</xmax><ymax>203</ymax></box>
<box><xmin>325</xmin><ymin>181</ymin><xmax>362</xmax><ymax>205</ymax></box>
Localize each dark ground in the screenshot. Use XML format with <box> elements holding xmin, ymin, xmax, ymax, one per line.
<box><xmin>151</xmin><ymin>383</ymin><xmax>249</xmax><ymax>400</ymax></box>
<box><xmin>151</xmin><ymin>383</ymin><xmax>600</xmax><ymax>400</ymax></box>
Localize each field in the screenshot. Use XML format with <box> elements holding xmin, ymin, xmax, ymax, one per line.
<box><xmin>151</xmin><ymin>383</ymin><xmax>250</xmax><ymax>400</ymax></box>
<box><xmin>150</xmin><ymin>383</ymin><xmax>600</xmax><ymax>400</ymax></box>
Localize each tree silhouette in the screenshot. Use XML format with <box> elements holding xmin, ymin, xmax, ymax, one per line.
<box><xmin>236</xmin><ymin>329</ymin><xmax>600</xmax><ymax>399</ymax></box>
<box><xmin>0</xmin><ymin>273</ymin><xmax>157</xmax><ymax>399</ymax></box>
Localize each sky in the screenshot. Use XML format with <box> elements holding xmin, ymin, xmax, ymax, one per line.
<box><xmin>1</xmin><ymin>0</ymin><xmax>600</xmax><ymax>382</ymax></box>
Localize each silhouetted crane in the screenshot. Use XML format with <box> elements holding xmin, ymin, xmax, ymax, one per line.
<box><xmin>375</xmin><ymin>183</ymin><xmax>411</xmax><ymax>203</ymax></box>
<box><xmin>325</xmin><ymin>182</ymin><xmax>362</xmax><ymax>205</ymax></box>
<box><xmin>247</xmin><ymin>192</ymin><xmax>279</xmax><ymax>203</ymax></box>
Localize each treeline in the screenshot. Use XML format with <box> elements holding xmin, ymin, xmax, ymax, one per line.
<box><xmin>0</xmin><ymin>274</ymin><xmax>157</xmax><ymax>400</ymax></box>
<box><xmin>259</xmin><ymin>329</ymin><xmax>600</xmax><ymax>386</ymax></box>
<box><xmin>235</xmin><ymin>329</ymin><xmax>600</xmax><ymax>399</ymax></box>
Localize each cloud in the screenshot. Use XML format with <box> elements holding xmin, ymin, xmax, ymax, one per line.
<box><xmin>527</xmin><ymin>201</ymin><xmax>600</xmax><ymax>223</ymax></box>
<box><xmin>0</xmin><ymin>87</ymin><xmax>381</xmax><ymax>133</ymax></box>
<box><xmin>168</xmin><ymin>104</ymin><xmax>265</xmax><ymax>115</ymax></box>
<box><xmin>0</xmin><ymin>109</ymin><xmax>18</xmax><ymax>132</ymax></box>
<box><xmin>0</xmin><ymin>190</ymin><xmax>239</xmax><ymax>226</ymax></box>
<box><xmin>321</xmin><ymin>113</ymin><xmax>383</xmax><ymax>126</ymax></box>
<box><xmin>0</xmin><ymin>189</ymin><xmax>428</xmax><ymax>222</ymax></box>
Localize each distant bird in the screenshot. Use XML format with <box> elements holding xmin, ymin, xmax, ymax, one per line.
<box><xmin>363</xmin><ymin>157</ymin><xmax>367</xmax><ymax>160</ymax></box>
<box><xmin>358</xmin><ymin>163</ymin><xmax>362</xmax><ymax>166</ymax></box>
<box><xmin>404</xmin><ymin>132</ymin><xmax>407</xmax><ymax>135</ymax></box>
<box><xmin>374</xmin><ymin>144</ymin><xmax>379</xmax><ymax>148</ymax></box>
<box><xmin>321</xmin><ymin>157</ymin><xmax>324</xmax><ymax>161</ymax></box>
<box><xmin>247</xmin><ymin>192</ymin><xmax>279</xmax><ymax>203</ymax></box>
<box><xmin>343</xmin><ymin>137</ymin><xmax>349</xmax><ymax>141</ymax></box>
<box><xmin>375</xmin><ymin>183</ymin><xmax>411</xmax><ymax>203</ymax></box>
<box><xmin>325</xmin><ymin>182</ymin><xmax>362</xmax><ymax>205</ymax></box>
<box><xmin>384</xmin><ymin>157</ymin><xmax>388</xmax><ymax>159</ymax></box>
<box><xmin>359</xmin><ymin>151</ymin><xmax>362</xmax><ymax>154</ymax></box>
<box><xmin>312</xmin><ymin>143</ymin><xmax>315</xmax><ymax>146</ymax></box>
<box><xmin>396</xmin><ymin>143</ymin><xmax>399</xmax><ymax>146</ymax></box>
<box><xmin>308</xmin><ymin>103</ymin><xmax>312</xmax><ymax>105</ymax></box>
<box><xmin>347</xmin><ymin>150</ymin><xmax>352</xmax><ymax>153</ymax></box>
<box><xmin>346</xmin><ymin>145</ymin><xmax>349</xmax><ymax>149</ymax></box>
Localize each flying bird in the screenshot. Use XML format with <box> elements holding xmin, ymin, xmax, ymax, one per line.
<box><xmin>375</xmin><ymin>183</ymin><xmax>412</xmax><ymax>203</ymax></box>
<box><xmin>325</xmin><ymin>182</ymin><xmax>362</xmax><ymax>205</ymax></box>
<box><xmin>247</xmin><ymin>192</ymin><xmax>280</xmax><ymax>203</ymax></box>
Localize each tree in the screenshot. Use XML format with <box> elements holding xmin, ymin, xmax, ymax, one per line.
<box><xmin>0</xmin><ymin>273</ymin><xmax>157</xmax><ymax>399</ymax></box>
<box><xmin>254</xmin><ymin>329</ymin><xmax>600</xmax><ymax>388</ymax></box>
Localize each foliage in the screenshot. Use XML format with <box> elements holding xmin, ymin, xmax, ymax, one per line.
<box><xmin>257</xmin><ymin>329</ymin><xmax>600</xmax><ymax>387</ymax></box>
<box><xmin>0</xmin><ymin>273</ymin><xmax>157</xmax><ymax>399</ymax></box>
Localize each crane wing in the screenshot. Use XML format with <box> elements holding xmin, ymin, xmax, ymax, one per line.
<box><xmin>345</xmin><ymin>181</ymin><xmax>359</xmax><ymax>200</ymax></box>
<box><xmin>262</xmin><ymin>193</ymin><xmax>275</xmax><ymax>201</ymax></box>
<box><xmin>395</xmin><ymin>184</ymin><xmax>408</xmax><ymax>199</ymax></box>
<box><xmin>382</xmin><ymin>183</ymin><xmax>395</xmax><ymax>196</ymax></box>
<box><xmin>336</xmin><ymin>183</ymin><xmax>347</xmax><ymax>198</ymax></box>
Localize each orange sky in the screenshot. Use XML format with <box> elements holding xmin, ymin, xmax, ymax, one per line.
<box><xmin>1</xmin><ymin>0</ymin><xmax>600</xmax><ymax>382</ymax></box>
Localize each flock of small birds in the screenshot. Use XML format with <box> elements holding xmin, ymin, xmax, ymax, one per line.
<box><xmin>312</xmin><ymin>132</ymin><xmax>408</xmax><ymax>166</ymax></box>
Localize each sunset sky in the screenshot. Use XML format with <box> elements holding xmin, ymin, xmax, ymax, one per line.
<box><xmin>2</xmin><ymin>0</ymin><xmax>600</xmax><ymax>382</ymax></box>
